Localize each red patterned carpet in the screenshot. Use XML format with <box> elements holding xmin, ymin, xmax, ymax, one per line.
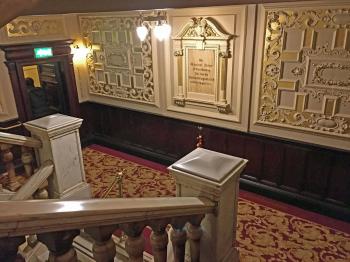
<box><xmin>83</xmin><ymin>145</ymin><xmax>350</xmax><ymax>262</ymax></box>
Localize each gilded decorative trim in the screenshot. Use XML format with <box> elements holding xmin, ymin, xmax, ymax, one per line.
<box><xmin>312</xmin><ymin>63</ymin><xmax>350</xmax><ymax>87</ymax></box>
<box><xmin>258</xmin><ymin>8</ymin><xmax>350</xmax><ymax>137</ymax></box>
<box><xmin>6</xmin><ymin>17</ymin><xmax>65</xmax><ymax>37</ymax></box>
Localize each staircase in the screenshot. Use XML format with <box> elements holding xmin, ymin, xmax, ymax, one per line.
<box><xmin>0</xmin><ymin>114</ymin><xmax>247</xmax><ymax>262</ymax></box>
<box><xmin>0</xmin><ymin>130</ymin><xmax>52</xmax><ymax>200</ymax></box>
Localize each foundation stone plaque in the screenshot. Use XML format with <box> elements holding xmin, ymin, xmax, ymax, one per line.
<box><xmin>188</xmin><ymin>49</ymin><xmax>216</xmax><ymax>95</ymax></box>
<box><xmin>172</xmin><ymin>17</ymin><xmax>232</xmax><ymax>112</ymax></box>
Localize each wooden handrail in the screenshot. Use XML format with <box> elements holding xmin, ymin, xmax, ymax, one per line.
<box><xmin>0</xmin><ymin>197</ymin><xmax>215</xmax><ymax>237</ymax></box>
<box><xmin>0</xmin><ymin>132</ymin><xmax>42</xmax><ymax>148</ymax></box>
<box><xmin>10</xmin><ymin>161</ymin><xmax>54</xmax><ymax>200</ymax></box>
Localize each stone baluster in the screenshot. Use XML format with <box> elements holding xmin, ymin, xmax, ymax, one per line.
<box><xmin>0</xmin><ymin>143</ymin><xmax>20</xmax><ymax>191</ymax></box>
<box><xmin>85</xmin><ymin>225</ymin><xmax>118</xmax><ymax>262</ymax></box>
<box><xmin>170</xmin><ymin>218</ymin><xmax>188</xmax><ymax>262</ymax></box>
<box><xmin>187</xmin><ymin>215</ymin><xmax>204</xmax><ymax>262</ymax></box>
<box><xmin>0</xmin><ymin>236</ymin><xmax>26</xmax><ymax>262</ymax></box>
<box><xmin>120</xmin><ymin>222</ymin><xmax>146</xmax><ymax>262</ymax></box>
<box><xmin>21</xmin><ymin>146</ymin><xmax>34</xmax><ymax>178</ymax></box>
<box><xmin>33</xmin><ymin>180</ymin><xmax>49</xmax><ymax>199</ymax></box>
<box><xmin>37</xmin><ymin>229</ymin><xmax>80</xmax><ymax>262</ymax></box>
<box><xmin>149</xmin><ymin>219</ymin><xmax>170</xmax><ymax>262</ymax></box>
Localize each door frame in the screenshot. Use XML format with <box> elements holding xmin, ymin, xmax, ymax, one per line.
<box><xmin>0</xmin><ymin>39</ymin><xmax>80</xmax><ymax>123</ymax></box>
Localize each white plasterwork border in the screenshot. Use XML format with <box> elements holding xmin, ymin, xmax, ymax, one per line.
<box><xmin>0</xmin><ymin>15</ymin><xmax>69</xmax><ymax>45</ymax></box>
<box><xmin>163</xmin><ymin>5</ymin><xmax>254</xmax><ymax>132</ymax></box>
<box><xmin>78</xmin><ymin>11</ymin><xmax>161</xmax><ymax>112</ymax></box>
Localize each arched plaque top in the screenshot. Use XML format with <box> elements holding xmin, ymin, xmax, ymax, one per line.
<box><xmin>173</xmin><ymin>17</ymin><xmax>233</xmax><ymax>40</ymax></box>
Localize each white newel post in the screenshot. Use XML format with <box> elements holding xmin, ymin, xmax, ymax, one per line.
<box><xmin>24</xmin><ymin>114</ymin><xmax>91</xmax><ymax>200</ymax></box>
<box><xmin>168</xmin><ymin>148</ymin><xmax>247</xmax><ymax>262</ymax></box>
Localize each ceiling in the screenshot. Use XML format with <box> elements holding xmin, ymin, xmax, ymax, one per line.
<box><xmin>1</xmin><ymin>0</ymin><xmax>312</xmax><ymax>29</ymax></box>
<box><xmin>21</xmin><ymin>0</ymin><xmax>308</xmax><ymax>15</ymax></box>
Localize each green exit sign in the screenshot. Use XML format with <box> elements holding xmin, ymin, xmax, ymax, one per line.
<box><xmin>34</xmin><ymin>47</ymin><xmax>53</xmax><ymax>59</ymax></box>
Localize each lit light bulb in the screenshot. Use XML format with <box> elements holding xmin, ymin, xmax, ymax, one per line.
<box><xmin>136</xmin><ymin>25</ymin><xmax>148</xmax><ymax>41</ymax></box>
<box><xmin>154</xmin><ymin>23</ymin><xmax>171</xmax><ymax>41</ymax></box>
<box><xmin>71</xmin><ymin>44</ymin><xmax>89</xmax><ymax>64</ymax></box>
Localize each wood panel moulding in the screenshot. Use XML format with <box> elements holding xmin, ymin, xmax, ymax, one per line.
<box><xmin>0</xmin><ymin>40</ymin><xmax>81</xmax><ymax>123</ymax></box>
<box><xmin>81</xmin><ymin>103</ymin><xmax>350</xmax><ymax>220</ymax></box>
<box><xmin>252</xmin><ymin>2</ymin><xmax>350</xmax><ymax>151</ymax></box>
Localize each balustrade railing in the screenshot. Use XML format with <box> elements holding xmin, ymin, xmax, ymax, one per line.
<box><xmin>0</xmin><ymin>114</ymin><xmax>247</xmax><ymax>262</ymax></box>
<box><xmin>0</xmin><ymin>131</ymin><xmax>46</xmax><ymax>199</ymax></box>
<box><xmin>0</xmin><ymin>197</ymin><xmax>215</xmax><ymax>262</ymax></box>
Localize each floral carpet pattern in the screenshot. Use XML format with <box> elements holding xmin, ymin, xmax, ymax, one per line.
<box><xmin>83</xmin><ymin>146</ymin><xmax>350</xmax><ymax>262</ymax></box>
<box><xmin>237</xmin><ymin>199</ymin><xmax>350</xmax><ymax>261</ymax></box>
<box><xmin>83</xmin><ymin>147</ymin><xmax>175</xmax><ymax>198</ymax></box>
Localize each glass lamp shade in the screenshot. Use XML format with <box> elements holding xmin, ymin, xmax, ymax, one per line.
<box><xmin>154</xmin><ymin>23</ymin><xmax>171</xmax><ymax>41</ymax></box>
<box><xmin>136</xmin><ymin>25</ymin><xmax>148</xmax><ymax>41</ymax></box>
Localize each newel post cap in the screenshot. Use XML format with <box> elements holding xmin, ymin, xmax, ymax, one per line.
<box><xmin>168</xmin><ymin>148</ymin><xmax>247</xmax><ymax>194</ymax></box>
<box><xmin>24</xmin><ymin>114</ymin><xmax>83</xmax><ymax>138</ymax></box>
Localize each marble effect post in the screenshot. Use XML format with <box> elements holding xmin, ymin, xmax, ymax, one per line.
<box><xmin>24</xmin><ymin>114</ymin><xmax>91</xmax><ymax>200</ymax></box>
<box><xmin>168</xmin><ymin>148</ymin><xmax>248</xmax><ymax>262</ymax></box>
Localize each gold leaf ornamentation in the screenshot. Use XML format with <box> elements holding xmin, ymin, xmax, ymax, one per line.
<box><xmin>257</xmin><ymin>7</ymin><xmax>350</xmax><ymax>138</ymax></box>
<box><xmin>7</xmin><ymin>18</ymin><xmax>64</xmax><ymax>37</ymax></box>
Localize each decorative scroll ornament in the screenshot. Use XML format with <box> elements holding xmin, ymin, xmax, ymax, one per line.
<box><xmin>179</xmin><ymin>17</ymin><xmax>220</xmax><ymax>38</ymax></box>
<box><xmin>172</xmin><ymin>17</ymin><xmax>233</xmax><ymax>113</ymax></box>
<box><xmin>80</xmin><ymin>16</ymin><xmax>155</xmax><ymax>104</ymax></box>
<box><xmin>312</xmin><ymin>63</ymin><xmax>350</xmax><ymax>87</ymax></box>
<box><xmin>6</xmin><ymin>17</ymin><xmax>65</xmax><ymax>37</ymax></box>
<box><xmin>257</xmin><ymin>7</ymin><xmax>350</xmax><ymax>138</ymax></box>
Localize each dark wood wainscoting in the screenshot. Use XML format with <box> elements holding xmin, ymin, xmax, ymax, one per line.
<box><xmin>80</xmin><ymin>102</ymin><xmax>350</xmax><ymax>222</ymax></box>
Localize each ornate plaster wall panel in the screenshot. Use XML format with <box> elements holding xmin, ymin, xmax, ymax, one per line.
<box><xmin>252</xmin><ymin>2</ymin><xmax>350</xmax><ymax>151</ymax></box>
<box><xmin>79</xmin><ymin>15</ymin><xmax>158</xmax><ymax>106</ymax></box>
<box><xmin>6</xmin><ymin>16</ymin><xmax>65</xmax><ymax>38</ymax></box>
<box><xmin>164</xmin><ymin>5</ymin><xmax>255</xmax><ymax>131</ymax></box>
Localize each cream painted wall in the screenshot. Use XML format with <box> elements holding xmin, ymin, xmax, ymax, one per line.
<box><xmin>0</xmin><ymin>1</ymin><xmax>349</xmax><ymax>151</ymax></box>
<box><xmin>74</xmin><ymin>5</ymin><xmax>256</xmax><ymax>132</ymax></box>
